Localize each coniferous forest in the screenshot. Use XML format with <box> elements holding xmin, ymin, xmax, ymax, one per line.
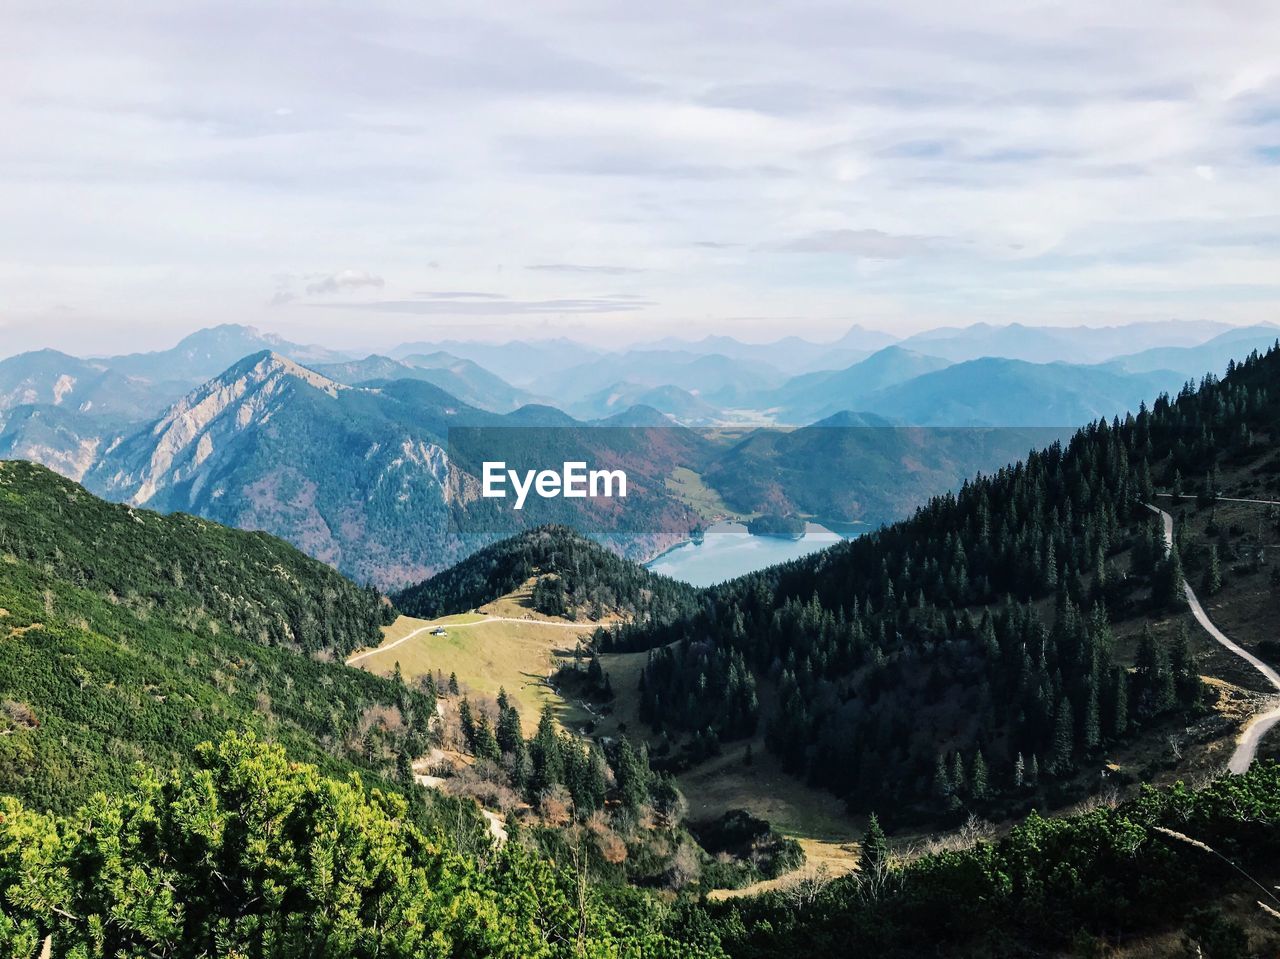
<box><xmin>605</xmin><ymin>344</ymin><xmax>1278</xmax><ymax>818</ymax></box>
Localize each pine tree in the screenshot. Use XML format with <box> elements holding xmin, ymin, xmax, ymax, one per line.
<box><xmin>971</xmin><ymin>750</ymin><xmax>989</xmax><ymax>800</ymax></box>
<box><xmin>395</xmin><ymin>748</ymin><xmax>414</xmax><ymax>788</ymax></box>
<box><xmin>1083</xmin><ymin>682</ymin><xmax>1101</xmax><ymax>751</ymax></box>
<box><xmin>1050</xmin><ymin>696</ymin><xmax>1074</xmax><ymax>774</ymax></box>
<box><xmin>1028</xmin><ymin>753</ymin><xmax>1040</xmax><ymax>785</ymax></box>
<box><xmin>1110</xmin><ymin>666</ymin><xmax>1129</xmax><ymax>737</ymax></box>
<box><xmin>473</xmin><ymin>714</ymin><xmax>500</xmax><ymax>762</ymax></box>
<box><xmin>530</xmin><ymin>705</ymin><xmax>563</xmax><ymax>796</ymax></box>
<box><xmin>949</xmin><ymin>751</ymin><xmax>967</xmax><ymax>797</ymax></box>
<box><xmin>448</xmin><ymin>672</ymin><xmax>460</xmax><ymax>696</ymax></box>
<box><xmin>458</xmin><ymin>697</ymin><xmax>476</xmax><ymax>750</ymax></box>
<box><xmin>614</xmin><ymin>737</ymin><xmax>648</xmax><ymax>811</ymax></box>
<box><xmin>1203</xmin><ymin>544</ymin><xmax>1222</xmax><ymax>595</ymax></box>
<box><xmin>859</xmin><ymin>813</ymin><xmax>889</xmax><ymax>874</ymax></box>
<box><xmin>1013</xmin><ymin>752</ymin><xmax>1025</xmax><ymax>789</ymax></box>
<box><xmin>933</xmin><ymin>754</ymin><xmax>952</xmax><ymax>802</ymax></box>
<box><xmin>497</xmin><ymin>712</ymin><xmax>522</xmax><ymax>758</ymax></box>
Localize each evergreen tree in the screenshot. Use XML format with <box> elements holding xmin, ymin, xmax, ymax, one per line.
<box><xmin>473</xmin><ymin>714</ymin><xmax>500</xmax><ymax>763</ymax></box>
<box><xmin>859</xmin><ymin>813</ymin><xmax>889</xmax><ymax>874</ymax></box>
<box><xmin>614</xmin><ymin>737</ymin><xmax>649</xmax><ymax>811</ymax></box>
<box><xmin>530</xmin><ymin>705</ymin><xmax>564</xmax><ymax>797</ymax></box>
<box><xmin>933</xmin><ymin>754</ymin><xmax>953</xmax><ymax>802</ymax></box>
<box><xmin>949</xmin><ymin>751</ymin><xmax>966</xmax><ymax>797</ymax></box>
<box><xmin>458</xmin><ymin>697</ymin><xmax>476</xmax><ymax>750</ymax></box>
<box><xmin>971</xmin><ymin>751</ymin><xmax>989</xmax><ymax>800</ymax></box>
<box><xmin>1083</xmin><ymin>682</ymin><xmax>1101</xmax><ymax>751</ymax></box>
<box><xmin>447</xmin><ymin>672</ymin><xmax>460</xmax><ymax>696</ymax></box>
<box><xmin>1050</xmin><ymin>696</ymin><xmax>1074</xmax><ymax>773</ymax></box>
<box><xmin>496</xmin><ymin>692</ymin><xmax>523</xmax><ymax>756</ymax></box>
<box><xmin>1203</xmin><ymin>544</ymin><xmax>1222</xmax><ymax>595</ymax></box>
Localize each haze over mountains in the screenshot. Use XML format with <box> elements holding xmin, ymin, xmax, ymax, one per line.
<box><xmin>0</xmin><ymin>318</ymin><xmax>1276</xmax><ymax>586</ymax></box>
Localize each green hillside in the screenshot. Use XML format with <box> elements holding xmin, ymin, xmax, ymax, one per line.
<box><xmin>394</xmin><ymin>525</ymin><xmax>700</xmax><ymax>623</ymax></box>
<box><xmin>0</xmin><ymin>461</ymin><xmax>424</xmax><ymax>812</ymax></box>
<box><xmin>606</xmin><ymin>345</ymin><xmax>1280</xmax><ymax>821</ymax></box>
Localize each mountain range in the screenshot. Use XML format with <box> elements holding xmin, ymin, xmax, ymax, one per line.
<box><xmin>1</xmin><ymin>318</ymin><xmax>1275</xmax><ymax>588</ymax></box>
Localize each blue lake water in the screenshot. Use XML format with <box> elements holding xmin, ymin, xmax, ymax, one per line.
<box><xmin>646</xmin><ymin>521</ymin><xmax>846</xmax><ymax>586</ymax></box>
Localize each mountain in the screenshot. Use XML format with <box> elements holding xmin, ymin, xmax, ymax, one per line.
<box><xmin>0</xmin><ymin>461</ymin><xmax>727</xmax><ymax>956</ymax></box>
<box><xmin>83</xmin><ymin>351</ymin><xmax>488</xmax><ymax>587</ymax></box>
<box><xmin>556</xmin><ymin>350</ymin><xmax>787</xmax><ymax>406</ymax></box>
<box><xmin>857</xmin><ymin>357</ymin><xmax>1185</xmax><ymax>425</ymax></box>
<box><xmin>761</xmin><ymin>346</ymin><xmax>953</xmax><ymax>423</ymax></box>
<box><xmin>1102</xmin><ymin>323</ymin><xmax>1280</xmax><ymax>377</ymax></box>
<box><xmin>638</xmin><ymin>325</ymin><xmax>898</xmax><ymax>375</ymax></box>
<box><xmin>106</xmin><ymin>323</ymin><xmax>352</xmax><ymax>386</ymax></box>
<box><xmin>82</xmin><ymin>353</ymin><xmax>714</xmax><ymax>587</ymax></box>
<box><xmin>389</xmin><ymin>337</ymin><xmax>600</xmax><ymax>387</ymax></box>
<box><xmin>0</xmin><ymin>350</ymin><xmax>182</xmax><ymax>479</ymax></box>
<box><xmin>571</xmin><ymin>382</ymin><xmax>723</xmax><ymax>424</ymax></box>
<box><xmin>0</xmin><ymin>348</ymin><xmax>182</xmax><ymax>424</ymax></box>
<box><xmin>399</xmin><ymin>352</ymin><xmax>542</xmax><ymax>412</ymax></box>
<box><xmin>311</xmin><ymin>352</ymin><xmax>539</xmax><ymax>413</ymax></box>
<box><xmin>0</xmin><ymin>404</ymin><xmax>121</xmax><ymax>480</ymax></box>
<box><xmin>899</xmin><ymin>319</ymin><xmax>1244</xmax><ymax>364</ymax></box>
<box><xmin>703</xmin><ymin>412</ymin><xmax>1065</xmax><ymax>527</ymax></box>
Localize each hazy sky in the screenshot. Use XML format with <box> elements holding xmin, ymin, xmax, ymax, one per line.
<box><xmin>3</xmin><ymin>0</ymin><xmax>1280</xmax><ymax>353</ymax></box>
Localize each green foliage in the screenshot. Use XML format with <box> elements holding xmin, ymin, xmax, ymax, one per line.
<box><xmin>0</xmin><ymin>460</ymin><xmax>389</xmax><ymax>656</ymax></box>
<box><xmin>713</xmin><ymin>761</ymin><xmax>1280</xmax><ymax>957</ymax></box>
<box><xmin>0</xmin><ymin>461</ymin><xmax>434</xmax><ymax>814</ymax></box>
<box><xmin>0</xmin><ymin>732</ymin><xmax>729</xmax><ymax>958</ymax></box>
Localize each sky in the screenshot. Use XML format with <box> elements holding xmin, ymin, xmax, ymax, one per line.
<box><xmin>3</xmin><ymin>0</ymin><xmax>1280</xmax><ymax>354</ymax></box>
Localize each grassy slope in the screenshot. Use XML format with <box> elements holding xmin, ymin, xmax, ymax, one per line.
<box><xmin>350</xmin><ymin>585</ymin><xmax>601</xmax><ymax>735</ymax></box>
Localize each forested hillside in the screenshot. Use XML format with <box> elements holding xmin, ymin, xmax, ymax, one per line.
<box><xmin>606</xmin><ymin>343</ymin><xmax>1280</xmax><ymax>818</ymax></box>
<box><xmin>0</xmin><ymin>459</ymin><xmax>389</xmax><ymax>656</ymax></box>
<box><xmin>0</xmin><ymin>461</ymin><xmax>428</xmax><ymax>812</ymax></box>
<box><xmin>394</xmin><ymin>525</ymin><xmax>701</xmax><ymax>623</ymax></box>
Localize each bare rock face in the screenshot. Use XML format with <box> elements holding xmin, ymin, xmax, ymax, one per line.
<box><xmin>81</xmin><ymin>350</ymin><xmax>470</xmax><ymax>589</ymax></box>
<box><xmin>91</xmin><ymin>352</ymin><xmax>347</xmax><ymax>506</ymax></box>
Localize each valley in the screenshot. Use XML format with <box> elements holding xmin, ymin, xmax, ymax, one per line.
<box><xmin>2</xmin><ymin>324</ymin><xmax>1280</xmax><ymax>956</ymax></box>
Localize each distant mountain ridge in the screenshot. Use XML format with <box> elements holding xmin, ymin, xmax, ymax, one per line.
<box><xmin>0</xmin><ymin>318</ymin><xmax>1272</xmax><ymax>588</ymax></box>
<box><xmin>312</xmin><ymin>352</ymin><xmax>541</xmax><ymax>412</ymax></box>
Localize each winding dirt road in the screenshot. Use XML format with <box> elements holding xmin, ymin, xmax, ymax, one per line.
<box><xmin>1149</xmin><ymin>504</ymin><xmax>1280</xmax><ymax>773</ymax></box>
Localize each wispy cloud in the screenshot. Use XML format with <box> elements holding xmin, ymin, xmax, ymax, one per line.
<box><xmin>527</xmin><ymin>264</ymin><xmax>646</xmax><ymax>275</ymax></box>
<box><xmin>7</xmin><ymin>0</ymin><xmax>1280</xmax><ymax>352</ymax></box>
<box><xmin>781</xmin><ymin>229</ymin><xmax>938</xmax><ymax>258</ymax></box>
<box><xmin>304</xmin><ymin>270</ymin><xmax>385</xmax><ymax>296</ymax></box>
<box><xmin>316</xmin><ymin>295</ymin><xmax>652</xmax><ymax>315</ymax></box>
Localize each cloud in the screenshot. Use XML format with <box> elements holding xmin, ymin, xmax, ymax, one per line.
<box><xmin>314</xmin><ymin>295</ymin><xmax>652</xmax><ymax>315</ymax></box>
<box><xmin>10</xmin><ymin>1</ymin><xmax>1280</xmax><ymax>348</ymax></box>
<box><xmin>413</xmin><ymin>291</ymin><xmax>509</xmax><ymax>300</ymax></box>
<box><xmin>304</xmin><ymin>270</ymin><xmax>385</xmax><ymax>296</ymax></box>
<box><xmin>527</xmin><ymin>264</ymin><xmax>646</xmax><ymax>275</ymax></box>
<box><xmin>781</xmin><ymin>229</ymin><xmax>937</xmax><ymax>258</ymax></box>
